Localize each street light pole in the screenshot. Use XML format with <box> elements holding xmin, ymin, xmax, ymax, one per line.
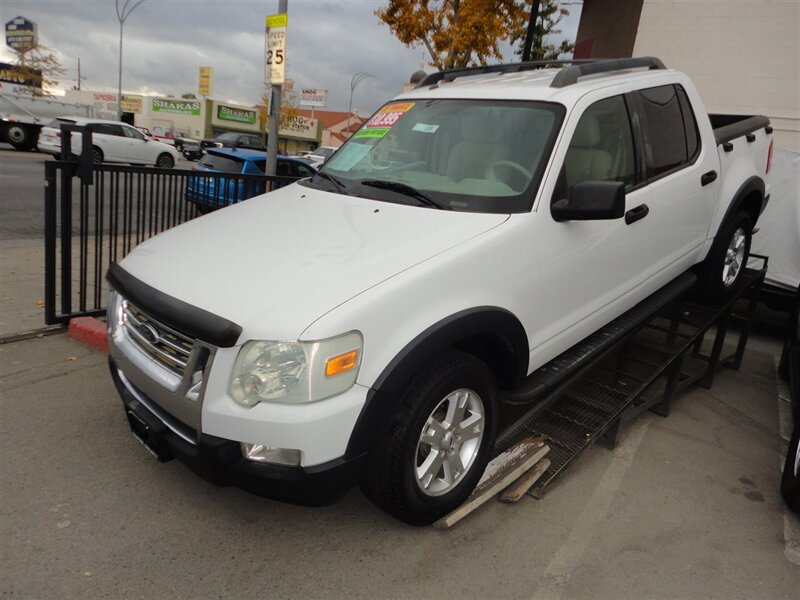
<box><xmin>116</xmin><ymin>0</ymin><xmax>146</xmax><ymax>121</ymax></box>
<box><xmin>346</xmin><ymin>72</ymin><xmax>373</xmax><ymax>140</ymax></box>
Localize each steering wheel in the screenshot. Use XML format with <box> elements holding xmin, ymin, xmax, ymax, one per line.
<box><xmin>486</xmin><ymin>160</ymin><xmax>533</xmax><ymax>182</ymax></box>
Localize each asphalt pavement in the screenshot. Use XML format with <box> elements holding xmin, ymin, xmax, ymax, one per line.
<box><xmin>1</xmin><ymin>332</ymin><xmax>798</xmax><ymax>599</ymax></box>
<box><xmin>1</xmin><ymin>144</ymin><xmax>798</xmax><ymax>598</ymax></box>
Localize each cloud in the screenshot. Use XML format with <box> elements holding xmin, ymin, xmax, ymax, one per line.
<box><xmin>0</xmin><ymin>0</ymin><xmax>580</xmax><ymax>114</ymax></box>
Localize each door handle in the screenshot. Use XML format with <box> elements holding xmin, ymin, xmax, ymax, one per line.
<box><xmin>701</xmin><ymin>170</ymin><xmax>718</xmax><ymax>186</ymax></box>
<box><xmin>625</xmin><ymin>203</ymin><xmax>649</xmax><ymax>225</ymax></box>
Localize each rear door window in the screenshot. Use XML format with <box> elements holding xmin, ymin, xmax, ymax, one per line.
<box><xmin>634</xmin><ymin>85</ymin><xmax>691</xmax><ymax>178</ymax></box>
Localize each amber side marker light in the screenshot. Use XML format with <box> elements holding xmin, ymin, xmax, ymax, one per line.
<box><xmin>325</xmin><ymin>350</ymin><xmax>358</xmax><ymax>377</ymax></box>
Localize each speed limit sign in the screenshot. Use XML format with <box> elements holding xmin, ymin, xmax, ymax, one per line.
<box><xmin>266</xmin><ymin>13</ymin><xmax>287</xmax><ymax>84</ymax></box>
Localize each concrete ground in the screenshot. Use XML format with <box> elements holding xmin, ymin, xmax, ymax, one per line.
<box><xmin>1</xmin><ymin>332</ymin><xmax>797</xmax><ymax>599</ymax></box>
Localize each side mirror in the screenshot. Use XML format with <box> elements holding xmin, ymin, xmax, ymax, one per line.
<box><xmin>551</xmin><ymin>181</ymin><xmax>626</xmax><ymax>222</ymax></box>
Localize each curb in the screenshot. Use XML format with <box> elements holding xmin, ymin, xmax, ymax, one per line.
<box><xmin>68</xmin><ymin>317</ymin><xmax>109</xmax><ymax>353</ymax></box>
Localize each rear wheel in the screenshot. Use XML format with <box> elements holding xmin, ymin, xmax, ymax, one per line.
<box><xmin>697</xmin><ymin>211</ymin><xmax>752</xmax><ymax>300</ymax></box>
<box><xmin>7</xmin><ymin>124</ymin><xmax>33</xmax><ymax>150</ymax></box>
<box><xmin>156</xmin><ymin>153</ymin><xmax>175</xmax><ymax>169</ymax></box>
<box><xmin>360</xmin><ymin>350</ymin><xmax>497</xmax><ymax>525</ymax></box>
<box><xmin>92</xmin><ymin>146</ymin><xmax>104</xmax><ymax>164</ymax></box>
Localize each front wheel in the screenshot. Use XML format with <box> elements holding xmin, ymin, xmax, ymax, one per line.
<box><xmin>360</xmin><ymin>350</ymin><xmax>497</xmax><ymax>525</ymax></box>
<box><xmin>156</xmin><ymin>153</ymin><xmax>175</xmax><ymax>169</ymax></box>
<box><xmin>696</xmin><ymin>211</ymin><xmax>752</xmax><ymax>300</ymax></box>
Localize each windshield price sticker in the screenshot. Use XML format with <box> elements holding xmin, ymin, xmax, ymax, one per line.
<box><xmin>354</xmin><ymin>102</ymin><xmax>415</xmax><ymax>140</ymax></box>
<box><xmin>266</xmin><ymin>13</ymin><xmax>288</xmax><ymax>84</ymax></box>
<box><xmin>412</xmin><ymin>122</ymin><xmax>439</xmax><ymax>133</ymax></box>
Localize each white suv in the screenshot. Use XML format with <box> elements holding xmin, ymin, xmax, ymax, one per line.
<box><xmin>38</xmin><ymin>117</ymin><xmax>180</xmax><ymax>168</ymax></box>
<box><xmin>107</xmin><ymin>58</ymin><xmax>772</xmax><ymax>524</ymax></box>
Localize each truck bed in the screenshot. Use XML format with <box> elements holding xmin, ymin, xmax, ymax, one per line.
<box><xmin>709</xmin><ymin>113</ymin><xmax>771</xmax><ymax>145</ymax></box>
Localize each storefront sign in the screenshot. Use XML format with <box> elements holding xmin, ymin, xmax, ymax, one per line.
<box><xmin>121</xmin><ymin>95</ymin><xmax>142</xmax><ymax>114</ymax></box>
<box><xmin>5</xmin><ymin>16</ymin><xmax>37</xmax><ymax>51</ymax></box>
<box><xmin>279</xmin><ymin>114</ymin><xmax>318</xmax><ymax>140</ymax></box>
<box><xmin>300</xmin><ymin>88</ymin><xmax>327</xmax><ymax>107</ymax></box>
<box><xmin>217</xmin><ymin>104</ymin><xmax>257</xmax><ymax>125</ymax></box>
<box><xmin>0</xmin><ymin>61</ymin><xmax>41</xmax><ymax>88</ymax></box>
<box><xmin>152</xmin><ymin>97</ymin><xmax>201</xmax><ymax>115</ymax></box>
<box><xmin>265</xmin><ymin>13</ymin><xmax>287</xmax><ymax>85</ymax></box>
<box><xmin>198</xmin><ymin>66</ymin><xmax>213</xmax><ymax>97</ymax></box>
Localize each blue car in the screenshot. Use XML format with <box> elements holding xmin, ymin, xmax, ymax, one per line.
<box><xmin>185</xmin><ymin>147</ymin><xmax>316</xmax><ymax>211</ymax></box>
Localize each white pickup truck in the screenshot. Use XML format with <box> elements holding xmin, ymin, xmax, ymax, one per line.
<box><xmin>107</xmin><ymin>58</ymin><xmax>772</xmax><ymax>525</ymax></box>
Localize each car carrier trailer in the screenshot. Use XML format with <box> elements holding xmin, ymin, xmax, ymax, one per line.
<box><xmin>436</xmin><ymin>259</ymin><xmax>768</xmax><ymax>526</ymax></box>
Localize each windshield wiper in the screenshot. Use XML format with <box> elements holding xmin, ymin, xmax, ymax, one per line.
<box><xmin>313</xmin><ymin>171</ymin><xmax>347</xmax><ymax>194</ymax></box>
<box><xmin>359</xmin><ymin>179</ymin><xmax>450</xmax><ymax>210</ymax></box>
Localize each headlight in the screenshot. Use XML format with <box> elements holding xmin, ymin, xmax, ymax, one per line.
<box><xmin>107</xmin><ymin>291</ymin><xmax>126</xmax><ymax>337</ymax></box>
<box><xmin>228</xmin><ymin>331</ymin><xmax>362</xmax><ymax>407</ymax></box>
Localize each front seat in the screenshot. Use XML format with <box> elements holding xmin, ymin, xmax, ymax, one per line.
<box><xmin>446</xmin><ymin>114</ymin><xmax>501</xmax><ymax>182</ymax></box>
<box><xmin>563</xmin><ymin>114</ymin><xmax>612</xmax><ymax>188</ymax></box>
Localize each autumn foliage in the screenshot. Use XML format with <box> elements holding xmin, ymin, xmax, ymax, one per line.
<box><xmin>376</xmin><ymin>0</ymin><xmax>529</xmax><ymax>71</ymax></box>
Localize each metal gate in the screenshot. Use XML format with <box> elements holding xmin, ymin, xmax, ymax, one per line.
<box><xmin>44</xmin><ymin>127</ymin><xmax>296</xmax><ymax>325</ymax></box>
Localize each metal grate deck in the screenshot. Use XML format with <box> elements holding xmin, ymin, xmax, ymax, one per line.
<box><xmin>495</xmin><ymin>265</ymin><xmax>766</xmax><ymax>498</ymax></box>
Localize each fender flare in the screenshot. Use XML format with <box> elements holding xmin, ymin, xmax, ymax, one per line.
<box><xmin>715</xmin><ymin>176</ymin><xmax>765</xmax><ymax>238</ymax></box>
<box><xmin>345</xmin><ymin>306</ymin><xmax>529</xmax><ymax>459</ymax></box>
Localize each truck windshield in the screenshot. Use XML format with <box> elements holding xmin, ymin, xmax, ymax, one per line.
<box><xmin>305</xmin><ymin>99</ymin><xmax>564</xmax><ymax>213</ymax></box>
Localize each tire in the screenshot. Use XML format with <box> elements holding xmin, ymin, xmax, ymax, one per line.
<box><xmin>7</xmin><ymin>124</ymin><xmax>32</xmax><ymax>150</ymax></box>
<box><xmin>782</xmin><ymin>424</ymin><xmax>800</xmax><ymax>514</ymax></box>
<box><xmin>696</xmin><ymin>211</ymin><xmax>752</xmax><ymax>300</ymax></box>
<box><xmin>156</xmin><ymin>153</ymin><xmax>175</xmax><ymax>169</ymax></box>
<box><xmin>92</xmin><ymin>146</ymin><xmax>104</xmax><ymax>164</ymax></box>
<box><xmin>360</xmin><ymin>350</ymin><xmax>498</xmax><ymax>525</ymax></box>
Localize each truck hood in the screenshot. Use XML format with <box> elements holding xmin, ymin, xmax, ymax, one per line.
<box><xmin>119</xmin><ymin>184</ymin><xmax>509</xmax><ymax>342</ymax></box>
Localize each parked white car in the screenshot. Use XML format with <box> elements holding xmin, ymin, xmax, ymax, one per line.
<box><xmin>37</xmin><ymin>117</ymin><xmax>180</xmax><ymax>168</ymax></box>
<box><xmin>107</xmin><ymin>58</ymin><xmax>773</xmax><ymax>524</ymax></box>
<box><xmin>305</xmin><ymin>145</ymin><xmax>337</xmax><ymax>168</ymax></box>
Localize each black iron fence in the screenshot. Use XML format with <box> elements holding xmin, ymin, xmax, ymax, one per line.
<box><xmin>44</xmin><ymin>159</ymin><xmax>296</xmax><ymax>325</ymax></box>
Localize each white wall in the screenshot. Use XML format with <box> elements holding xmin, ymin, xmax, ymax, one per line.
<box><xmin>633</xmin><ymin>0</ymin><xmax>799</xmax><ymax>150</ymax></box>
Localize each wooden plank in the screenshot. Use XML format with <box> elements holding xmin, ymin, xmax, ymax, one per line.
<box><xmin>498</xmin><ymin>458</ymin><xmax>551</xmax><ymax>503</ymax></box>
<box><xmin>433</xmin><ymin>436</ymin><xmax>550</xmax><ymax>529</ymax></box>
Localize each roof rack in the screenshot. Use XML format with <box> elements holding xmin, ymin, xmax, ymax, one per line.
<box><xmin>549</xmin><ymin>56</ymin><xmax>665</xmax><ymax>88</ymax></box>
<box><xmin>416</xmin><ymin>56</ymin><xmax>666</xmax><ymax>89</ymax></box>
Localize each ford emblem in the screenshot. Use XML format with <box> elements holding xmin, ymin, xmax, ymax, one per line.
<box><xmin>137</xmin><ymin>322</ymin><xmax>160</xmax><ymax>344</ymax></box>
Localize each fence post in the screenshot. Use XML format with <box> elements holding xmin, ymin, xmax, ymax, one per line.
<box><xmin>43</xmin><ymin>162</ymin><xmax>57</xmax><ymax>325</ymax></box>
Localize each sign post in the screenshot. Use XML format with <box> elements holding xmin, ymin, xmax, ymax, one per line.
<box><xmin>265</xmin><ymin>6</ymin><xmax>288</xmax><ymax>176</ymax></box>
<box><xmin>300</xmin><ymin>88</ymin><xmax>327</xmax><ymax>118</ymax></box>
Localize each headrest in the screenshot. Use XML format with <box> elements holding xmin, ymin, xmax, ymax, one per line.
<box><xmin>571</xmin><ymin>114</ymin><xmax>602</xmax><ymax>147</ymax></box>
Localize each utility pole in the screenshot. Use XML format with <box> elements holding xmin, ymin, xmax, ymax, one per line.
<box><xmin>521</xmin><ymin>1</ymin><xmax>541</xmax><ymax>62</ymax></box>
<box><xmin>116</xmin><ymin>0</ymin><xmax>146</xmax><ymax>120</ymax></box>
<box><xmin>77</xmin><ymin>58</ymin><xmax>81</xmax><ymax>90</ymax></box>
<box><xmin>266</xmin><ymin>0</ymin><xmax>288</xmax><ymax>177</ymax></box>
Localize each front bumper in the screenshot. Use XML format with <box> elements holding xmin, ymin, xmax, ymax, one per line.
<box><xmin>109</xmin><ymin>356</ymin><xmax>366</xmax><ymax>505</ymax></box>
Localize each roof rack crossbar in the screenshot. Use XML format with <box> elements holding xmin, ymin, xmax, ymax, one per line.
<box><xmin>549</xmin><ymin>56</ymin><xmax>666</xmax><ymax>88</ymax></box>
<box><xmin>417</xmin><ymin>59</ymin><xmax>597</xmax><ymax>87</ymax></box>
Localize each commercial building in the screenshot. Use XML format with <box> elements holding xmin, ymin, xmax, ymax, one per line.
<box><xmin>62</xmin><ymin>90</ymin><xmax>321</xmax><ymax>151</ymax></box>
<box><xmin>574</xmin><ymin>0</ymin><xmax>799</xmax><ymax>150</ymax></box>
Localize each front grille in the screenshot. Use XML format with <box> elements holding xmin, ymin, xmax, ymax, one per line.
<box><xmin>122</xmin><ymin>300</ymin><xmax>194</xmax><ymax>377</ymax></box>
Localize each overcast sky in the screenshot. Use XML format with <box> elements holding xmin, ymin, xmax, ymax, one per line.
<box><xmin>1</xmin><ymin>0</ymin><xmax>581</xmax><ymax>114</ymax></box>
